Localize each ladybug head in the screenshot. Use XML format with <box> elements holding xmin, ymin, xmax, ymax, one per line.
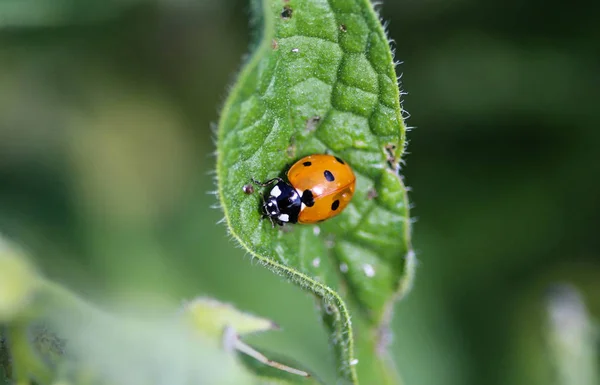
<box><xmin>264</xmin><ymin>197</ymin><xmax>280</xmax><ymax>216</ymax></box>
<box><xmin>261</xmin><ymin>181</ymin><xmax>301</xmax><ymax>226</ymax></box>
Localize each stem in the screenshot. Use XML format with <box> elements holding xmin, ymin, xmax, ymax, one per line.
<box><xmin>354</xmin><ymin>319</ymin><xmax>403</xmax><ymax>385</ymax></box>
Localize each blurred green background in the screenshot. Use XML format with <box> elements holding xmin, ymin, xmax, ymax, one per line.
<box><xmin>1</xmin><ymin>1</ymin><xmax>598</xmax><ymax>384</ymax></box>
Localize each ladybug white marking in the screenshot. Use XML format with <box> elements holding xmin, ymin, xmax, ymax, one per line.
<box><xmin>278</xmin><ymin>213</ymin><xmax>290</xmax><ymax>222</ymax></box>
<box><xmin>266</xmin><ymin>201</ymin><xmax>278</xmax><ymax>215</ymax></box>
<box><xmin>271</xmin><ymin>185</ymin><xmax>282</xmax><ymax>197</ymax></box>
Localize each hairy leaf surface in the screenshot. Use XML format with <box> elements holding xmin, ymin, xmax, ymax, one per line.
<box><xmin>217</xmin><ymin>0</ymin><xmax>414</xmax><ymax>382</ymax></box>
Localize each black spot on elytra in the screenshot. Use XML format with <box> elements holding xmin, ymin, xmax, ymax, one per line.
<box><xmin>334</xmin><ymin>156</ymin><xmax>345</xmax><ymax>165</ymax></box>
<box><xmin>303</xmin><ymin>161</ymin><xmax>312</xmax><ymax>166</ymax></box>
<box><xmin>331</xmin><ymin>200</ymin><xmax>340</xmax><ymax>211</ymax></box>
<box><xmin>302</xmin><ymin>190</ymin><xmax>315</xmax><ymax>207</ymax></box>
<box><xmin>281</xmin><ymin>6</ymin><xmax>292</xmax><ymax>19</ymax></box>
<box><xmin>324</xmin><ymin>170</ymin><xmax>335</xmax><ymax>182</ymax></box>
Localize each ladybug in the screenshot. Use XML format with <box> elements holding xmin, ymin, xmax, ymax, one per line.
<box><xmin>253</xmin><ymin>154</ymin><xmax>356</xmax><ymax>226</ymax></box>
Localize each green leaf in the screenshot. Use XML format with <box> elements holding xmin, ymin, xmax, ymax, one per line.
<box><xmin>217</xmin><ymin>0</ymin><xmax>414</xmax><ymax>383</ymax></box>
<box><xmin>8</xmin><ymin>279</ymin><xmax>319</xmax><ymax>385</ymax></box>
<box><xmin>0</xmin><ymin>238</ymin><xmax>40</xmax><ymax>323</ymax></box>
<box><xmin>183</xmin><ymin>297</ymin><xmax>279</xmax><ymax>337</ymax></box>
<box><xmin>183</xmin><ymin>297</ymin><xmax>322</xmax><ymax>382</ymax></box>
<box><xmin>0</xmin><ymin>234</ymin><xmax>320</xmax><ymax>385</ymax></box>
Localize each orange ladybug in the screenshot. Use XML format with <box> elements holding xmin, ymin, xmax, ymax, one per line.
<box><xmin>253</xmin><ymin>155</ymin><xmax>356</xmax><ymax>226</ymax></box>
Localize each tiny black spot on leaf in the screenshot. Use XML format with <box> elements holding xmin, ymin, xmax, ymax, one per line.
<box><xmin>305</xmin><ymin>116</ymin><xmax>321</xmax><ymax>132</ymax></box>
<box><xmin>367</xmin><ymin>188</ymin><xmax>378</xmax><ymax>200</ymax></box>
<box><xmin>324</xmin><ymin>170</ymin><xmax>335</xmax><ymax>182</ymax></box>
<box><xmin>281</xmin><ymin>6</ymin><xmax>293</xmax><ymax>19</ymax></box>
<box><xmin>303</xmin><ymin>161</ymin><xmax>312</xmax><ymax>166</ymax></box>
<box><xmin>334</xmin><ymin>156</ymin><xmax>345</xmax><ymax>165</ymax></box>
<box><xmin>331</xmin><ymin>200</ymin><xmax>340</xmax><ymax>211</ymax></box>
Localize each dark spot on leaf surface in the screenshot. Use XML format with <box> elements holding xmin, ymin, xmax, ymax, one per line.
<box><xmin>324</xmin><ymin>170</ymin><xmax>335</xmax><ymax>182</ymax></box>
<box><xmin>385</xmin><ymin>143</ymin><xmax>399</xmax><ymax>171</ymax></box>
<box><xmin>305</xmin><ymin>116</ymin><xmax>321</xmax><ymax>132</ymax></box>
<box><xmin>242</xmin><ymin>184</ymin><xmax>254</xmax><ymax>194</ymax></box>
<box><xmin>281</xmin><ymin>6</ymin><xmax>292</xmax><ymax>19</ymax></box>
<box><xmin>385</xmin><ymin>143</ymin><xmax>396</xmax><ymax>156</ymax></box>
<box><xmin>286</xmin><ymin>136</ymin><xmax>296</xmax><ymax>158</ymax></box>
<box><xmin>340</xmin><ymin>24</ymin><xmax>347</xmax><ymax>32</ymax></box>
<box><xmin>367</xmin><ymin>188</ymin><xmax>378</xmax><ymax>200</ymax></box>
<box><xmin>331</xmin><ymin>200</ymin><xmax>340</xmax><ymax>211</ymax></box>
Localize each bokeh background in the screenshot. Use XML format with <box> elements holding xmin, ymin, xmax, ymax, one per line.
<box><xmin>1</xmin><ymin>1</ymin><xmax>598</xmax><ymax>384</ymax></box>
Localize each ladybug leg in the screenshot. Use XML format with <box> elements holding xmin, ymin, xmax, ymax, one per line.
<box><xmin>251</xmin><ymin>177</ymin><xmax>284</xmax><ymax>187</ymax></box>
<box><xmin>264</xmin><ymin>213</ymin><xmax>278</xmax><ymax>228</ymax></box>
<box><xmin>259</xmin><ymin>198</ymin><xmax>270</xmax><ymax>219</ymax></box>
<box><xmin>258</xmin><ymin>197</ymin><xmax>278</xmax><ymax>228</ymax></box>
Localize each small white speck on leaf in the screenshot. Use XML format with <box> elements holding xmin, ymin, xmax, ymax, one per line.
<box><xmin>312</xmin><ymin>258</ymin><xmax>320</xmax><ymax>268</ymax></box>
<box><xmin>291</xmin><ymin>48</ymin><xmax>299</xmax><ymax>53</ymax></box>
<box><xmin>325</xmin><ymin>238</ymin><xmax>335</xmax><ymax>249</ymax></box>
<box><xmin>340</xmin><ymin>263</ymin><xmax>349</xmax><ymax>273</ymax></box>
<box><xmin>350</xmin><ymin>359</ymin><xmax>359</xmax><ymax>366</ymax></box>
<box><xmin>313</xmin><ymin>226</ymin><xmax>321</xmax><ymax>235</ymax></box>
<box><xmin>363</xmin><ymin>264</ymin><xmax>375</xmax><ymax>277</ymax></box>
